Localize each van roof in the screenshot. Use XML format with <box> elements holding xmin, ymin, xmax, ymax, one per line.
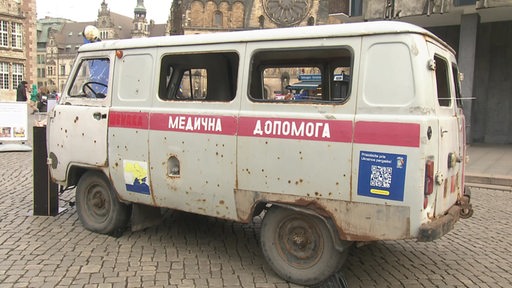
<box><xmin>79</xmin><ymin>21</ymin><xmax>454</xmax><ymax>54</ymax></box>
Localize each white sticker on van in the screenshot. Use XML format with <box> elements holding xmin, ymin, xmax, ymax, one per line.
<box><xmin>123</xmin><ymin>160</ymin><xmax>151</xmax><ymax>195</ymax></box>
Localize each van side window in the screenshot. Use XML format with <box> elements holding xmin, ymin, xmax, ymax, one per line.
<box><xmin>69</xmin><ymin>58</ymin><xmax>110</xmax><ymax>98</ymax></box>
<box><xmin>434</xmin><ymin>55</ymin><xmax>451</xmax><ymax>107</ymax></box>
<box><xmin>159</xmin><ymin>52</ymin><xmax>238</xmax><ymax>102</ymax></box>
<box><xmin>249</xmin><ymin>47</ymin><xmax>352</xmax><ymax>103</ymax></box>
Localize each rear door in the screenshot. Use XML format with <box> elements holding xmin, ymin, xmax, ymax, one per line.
<box><xmin>351</xmin><ymin>35</ymin><xmax>424</xmax><ymax>240</ymax></box>
<box><xmin>47</xmin><ymin>53</ymin><xmax>112</xmax><ymax>183</ymax></box>
<box><xmin>452</xmin><ymin>63</ymin><xmax>467</xmax><ymax>189</ymax></box>
<box><xmin>428</xmin><ymin>42</ymin><xmax>464</xmax><ymax>215</ymax></box>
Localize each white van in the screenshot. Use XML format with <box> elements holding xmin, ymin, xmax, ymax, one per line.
<box><xmin>47</xmin><ymin>21</ymin><xmax>473</xmax><ymax>286</ymax></box>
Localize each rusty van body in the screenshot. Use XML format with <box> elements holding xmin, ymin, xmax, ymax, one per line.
<box><xmin>47</xmin><ymin>21</ymin><xmax>473</xmax><ymax>286</ymax></box>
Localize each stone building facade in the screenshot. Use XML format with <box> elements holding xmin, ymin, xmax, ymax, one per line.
<box><xmin>36</xmin><ymin>1</ymin><xmax>141</xmax><ymax>93</ymax></box>
<box><xmin>0</xmin><ymin>0</ymin><xmax>37</xmax><ymax>101</ymax></box>
<box><xmin>34</xmin><ymin>0</ymin><xmax>512</xmax><ymax>144</ymax></box>
<box><xmin>169</xmin><ymin>0</ymin><xmax>342</xmax><ymax>34</ymax></box>
<box><xmin>36</xmin><ymin>1</ymin><xmax>170</xmax><ymax>93</ymax></box>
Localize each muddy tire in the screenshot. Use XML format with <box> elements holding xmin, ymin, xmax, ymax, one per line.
<box><xmin>76</xmin><ymin>171</ymin><xmax>130</xmax><ymax>235</ymax></box>
<box><xmin>260</xmin><ymin>206</ymin><xmax>348</xmax><ymax>286</ymax></box>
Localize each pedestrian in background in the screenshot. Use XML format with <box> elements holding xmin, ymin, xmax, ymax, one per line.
<box><xmin>28</xmin><ymin>83</ymin><xmax>39</xmax><ymax>114</ymax></box>
<box><xmin>37</xmin><ymin>86</ymin><xmax>49</xmax><ymax>112</ymax></box>
<box><xmin>16</xmin><ymin>81</ymin><xmax>28</xmax><ymax>102</ymax></box>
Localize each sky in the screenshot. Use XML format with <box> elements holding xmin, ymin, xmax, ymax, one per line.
<box><xmin>36</xmin><ymin>0</ymin><xmax>173</xmax><ymax>24</ymax></box>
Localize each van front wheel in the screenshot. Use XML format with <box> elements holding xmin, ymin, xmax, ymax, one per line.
<box><xmin>76</xmin><ymin>171</ymin><xmax>130</xmax><ymax>235</ymax></box>
<box><xmin>260</xmin><ymin>206</ymin><xmax>347</xmax><ymax>286</ymax></box>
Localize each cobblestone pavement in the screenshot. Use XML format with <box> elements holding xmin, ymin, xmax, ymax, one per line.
<box><xmin>1</xmin><ymin>151</ymin><xmax>511</xmax><ymax>288</ymax></box>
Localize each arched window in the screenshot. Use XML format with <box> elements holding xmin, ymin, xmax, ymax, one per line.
<box><xmin>259</xmin><ymin>15</ymin><xmax>265</xmax><ymax>28</ymax></box>
<box><xmin>307</xmin><ymin>16</ymin><xmax>315</xmax><ymax>26</ymax></box>
<box><xmin>214</xmin><ymin>11</ymin><xmax>223</xmax><ymax>27</ymax></box>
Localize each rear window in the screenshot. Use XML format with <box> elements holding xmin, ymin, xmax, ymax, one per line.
<box><xmin>249</xmin><ymin>47</ymin><xmax>352</xmax><ymax>103</ymax></box>
<box><xmin>452</xmin><ymin>63</ymin><xmax>463</xmax><ymax>108</ymax></box>
<box><xmin>434</xmin><ymin>55</ymin><xmax>452</xmax><ymax>107</ymax></box>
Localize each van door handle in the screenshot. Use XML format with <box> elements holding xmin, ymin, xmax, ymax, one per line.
<box><xmin>93</xmin><ymin>112</ymin><xmax>106</xmax><ymax>120</ymax></box>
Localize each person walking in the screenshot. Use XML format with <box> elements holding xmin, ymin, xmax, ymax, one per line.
<box><xmin>28</xmin><ymin>83</ymin><xmax>39</xmax><ymax>114</ymax></box>
<box><xmin>37</xmin><ymin>86</ymin><xmax>49</xmax><ymax>112</ymax></box>
<box><xmin>16</xmin><ymin>81</ymin><xmax>28</xmax><ymax>102</ymax></box>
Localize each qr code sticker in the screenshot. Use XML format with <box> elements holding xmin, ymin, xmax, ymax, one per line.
<box><xmin>370</xmin><ymin>165</ymin><xmax>392</xmax><ymax>188</ymax></box>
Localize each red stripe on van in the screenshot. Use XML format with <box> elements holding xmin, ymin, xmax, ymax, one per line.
<box><xmin>149</xmin><ymin>113</ymin><xmax>238</xmax><ymax>135</ymax></box>
<box><xmin>354</xmin><ymin>121</ymin><xmax>420</xmax><ymax>147</ymax></box>
<box><xmin>109</xmin><ymin>111</ymin><xmax>149</xmax><ymax>129</ymax></box>
<box><xmin>238</xmin><ymin>117</ymin><xmax>353</xmax><ymax>143</ymax></box>
<box><xmin>108</xmin><ymin>112</ymin><xmax>420</xmax><ymax>147</ymax></box>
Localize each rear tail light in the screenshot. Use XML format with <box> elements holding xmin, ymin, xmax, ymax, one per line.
<box><xmin>424</xmin><ymin>160</ymin><xmax>434</xmax><ymax>196</ymax></box>
<box><xmin>424</xmin><ymin>159</ymin><xmax>434</xmax><ymax>209</ymax></box>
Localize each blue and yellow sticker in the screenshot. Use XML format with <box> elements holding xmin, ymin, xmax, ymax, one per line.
<box><xmin>123</xmin><ymin>160</ymin><xmax>151</xmax><ymax>195</ymax></box>
<box><xmin>357</xmin><ymin>151</ymin><xmax>407</xmax><ymax>201</ymax></box>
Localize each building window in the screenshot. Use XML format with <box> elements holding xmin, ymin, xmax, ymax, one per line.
<box><xmin>11</xmin><ymin>22</ymin><xmax>23</xmax><ymax>49</ymax></box>
<box><xmin>12</xmin><ymin>63</ymin><xmax>24</xmax><ymax>88</ymax></box>
<box><xmin>100</xmin><ymin>30</ymin><xmax>108</xmax><ymax>40</ymax></box>
<box><xmin>454</xmin><ymin>0</ymin><xmax>476</xmax><ymax>6</ymax></box>
<box><xmin>214</xmin><ymin>11</ymin><xmax>223</xmax><ymax>27</ymax></box>
<box><xmin>60</xmin><ymin>64</ymin><xmax>66</xmax><ymax>76</ymax></box>
<box><xmin>259</xmin><ymin>15</ymin><xmax>265</xmax><ymax>28</ymax></box>
<box><xmin>37</xmin><ymin>67</ymin><xmax>46</xmax><ymax>78</ymax></box>
<box><xmin>0</xmin><ymin>62</ymin><xmax>9</xmax><ymax>89</ymax></box>
<box><xmin>48</xmin><ymin>66</ymin><xmax>55</xmax><ymax>76</ymax></box>
<box><xmin>350</xmin><ymin>0</ymin><xmax>363</xmax><ymax>16</ymax></box>
<box><xmin>37</xmin><ymin>54</ymin><xmax>45</xmax><ymax>64</ymax></box>
<box><xmin>0</xmin><ymin>21</ymin><xmax>8</xmax><ymax>47</ymax></box>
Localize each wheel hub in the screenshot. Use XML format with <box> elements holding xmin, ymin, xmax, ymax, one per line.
<box><xmin>91</xmin><ymin>191</ymin><xmax>106</xmax><ymax>209</ymax></box>
<box><xmin>279</xmin><ymin>218</ymin><xmax>322</xmax><ymax>265</ymax></box>
<box><xmin>290</xmin><ymin>230</ymin><xmax>308</xmax><ymax>249</ymax></box>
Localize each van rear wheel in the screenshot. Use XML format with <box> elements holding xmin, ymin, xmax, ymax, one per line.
<box><xmin>76</xmin><ymin>171</ymin><xmax>130</xmax><ymax>235</ymax></box>
<box><xmin>260</xmin><ymin>206</ymin><xmax>348</xmax><ymax>286</ymax></box>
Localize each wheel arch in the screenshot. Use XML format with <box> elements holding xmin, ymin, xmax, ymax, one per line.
<box><xmin>261</xmin><ymin>202</ymin><xmax>352</xmax><ymax>253</ymax></box>
<box><xmin>68</xmin><ymin>165</ymin><xmax>129</xmax><ymax>203</ymax></box>
<box><xmin>66</xmin><ymin>165</ymin><xmax>89</xmax><ymax>187</ymax></box>
<box><xmin>66</xmin><ymin>164</ymin><xmax>109</xmax><ymax>188</ymax></box>
<box><xmin>235</xmin><ymin>189</ymin><xmax>352</xmax><ymax>251</ymax></box>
